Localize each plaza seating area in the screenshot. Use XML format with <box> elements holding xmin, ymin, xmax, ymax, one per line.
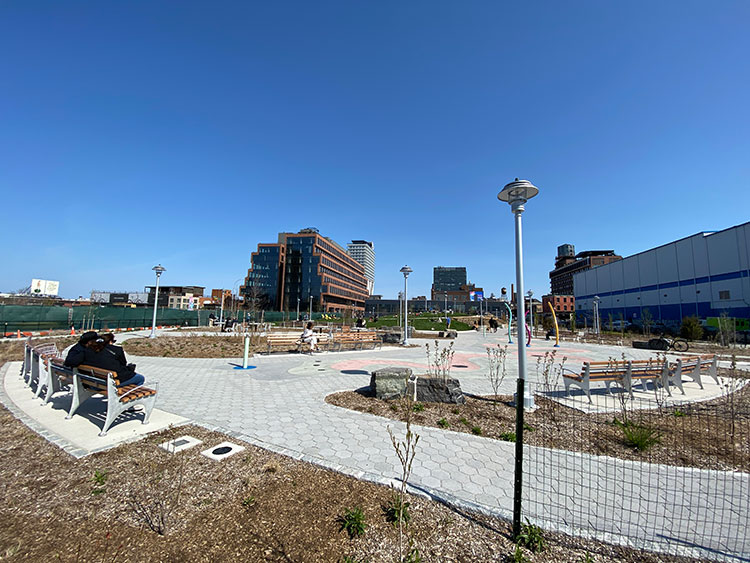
<box><xmin>563</xmin><ymin>354</ymin><xmax>718</xmax><ymax>402</ymax></box>
<box><xmin>21</xmin><ymin>339</ymin><xmax>158</xmax><ymax>436</ymax></box>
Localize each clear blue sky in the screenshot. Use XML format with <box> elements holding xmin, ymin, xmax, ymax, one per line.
<box><xmin>1</xmin><ymin>1</ymin><xmax>748</xmax><ymax>300</ymax></box>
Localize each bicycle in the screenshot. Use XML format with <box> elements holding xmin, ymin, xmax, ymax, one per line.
<box><xmin>648</xmin><ymin>334</ymin><xmax>689</xmax><ymax>352</ymax></box>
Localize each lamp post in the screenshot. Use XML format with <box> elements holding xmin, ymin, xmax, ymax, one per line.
<box><xmin>498</xmin><ymin>178</ymin><xmax>539</xmax><ymax>539</ymax></box>
<box><xmin>297</xmin><ymin>297</ymin><xmax>300</xmax><ymax>322</ymax></box>
<box><xmin>593</xmin><ymin>295</ymin><xmax>601</xmax><ymax>336</ymax></box>
<box><xmin>149</xmin><ymin>264</ymin><xmax>166</xmax><ymax>338</ymax></box>
<box><xmin>444</xmin><ymin>292</ymin><xmax>447</xmax><ymax>313</ymax></box>
<box><xmin>527</xmin><ymin>290</ymin><xmax>534</xmax><ymax>345</ymax></box>
<box><xmin>400</xmin><ymin>266</ymin><xmax>412</xmax><ymax>345</ymax></box>
<box><xmin>219</xmin><ymin>290</ymin><xmax>226</xmax><ymax>326</ymax></box>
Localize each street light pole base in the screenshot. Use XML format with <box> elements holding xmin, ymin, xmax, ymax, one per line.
<box><xmin>513</xmin><ymin>392</ymin><xmax>537</xmax><ymax>410</ymax></box>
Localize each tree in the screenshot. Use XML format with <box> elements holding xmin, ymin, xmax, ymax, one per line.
<box><xmin>642</xmin><ymin>308</ymin><xmax>653</xmax><ymax>337</ymax></box>
<box><xmin>680</xmin><ymin>316</ymin><xmax>703</xmax><ymax>340</ymax></box>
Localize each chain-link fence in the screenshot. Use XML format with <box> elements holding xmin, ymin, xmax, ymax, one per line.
<box><xmin>522</xmin><ymin>373</ymin><xmax>749</xmax><ymax>562</ymax></box>
<box><xmin>0</xmin><ymin>304</ymin><xmax>211</xmax><ymax>333</ymax></box>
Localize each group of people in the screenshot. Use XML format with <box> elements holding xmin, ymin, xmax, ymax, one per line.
<box><xmin>64</xmin><ymin>331</ymin><xmax>145</xmax><ymax>387</ymax></box>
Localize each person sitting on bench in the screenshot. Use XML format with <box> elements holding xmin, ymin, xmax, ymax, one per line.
<box><xmin>67</xmin><ymin>335</ymin><xmax>145</xmax><ymax>388</ymax></box>
<box><xmin>301</xmin><ymin>322</ymin><xmax>319</xmax><ymax>352</ymax></box>
<box><xmin>64</xmin><ymin>331</ymin><xmax>99</xmax><ymax>367</ymax></box>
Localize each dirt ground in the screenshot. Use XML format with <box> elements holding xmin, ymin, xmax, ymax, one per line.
<box><xmin>0</xmin><ymin>404</ymin><xmax>705</xmax><ymax>563</ymax></box>
<box><xmin>122</xmin><ymin>334</ymin><xmax>267</xmax><ymax>358</ymax></box>
<box><xmin>326</xmin><ymin>371</ymin><xmax>750</xmax><ymax>472</ymax></box>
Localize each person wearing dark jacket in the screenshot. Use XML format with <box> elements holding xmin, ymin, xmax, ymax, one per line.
<box><xmin>100</xmin><ymin>333</ymin><xmax>127</xmax><ymax>366</ymax></box>
<box><xmin>86</xmin><ymin>338</ymin><xmax>145</xmax><ymax>387</ymax></box>
<box><xmin>64</xmin><ymin>331</ymin><xmax>99</xmax><ymax>367</ymax></box>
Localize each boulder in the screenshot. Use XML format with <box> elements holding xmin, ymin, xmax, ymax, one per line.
<box><xmin>370</xmin><ymin>367</ymin><xmax>413</xmax><ymax>400</ymax></box>
<box><xmin>416</xmin><ymin>376</ymin><xmax>465</xmax><ymax>404</ymax></box>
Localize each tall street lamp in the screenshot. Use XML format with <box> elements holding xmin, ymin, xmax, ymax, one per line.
<box><xmin>593</xmin><ymin>295</ymin><xmax>601</xmax><ymax>336</ymax></box>
<box><xmin>400</xmin><ymin>266</ymin><xmax>412</xmax><ymax>345</ymax></box>
<box><xmin>149</xmin><ymin>264</ymin><xmax>166</xmax><ymax>338</ymax></box>
<box><xmin>527</xmin><ymin>290</ymin><xmax>534</xmax><ymax>345</ymax></box>
<box><xmin>497</xmin><ymin>178</ymin><xmax>539</xmax><ymax>539</ymax></box>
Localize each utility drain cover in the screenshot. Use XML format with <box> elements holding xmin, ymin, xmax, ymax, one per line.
<box><xmin>201</xmin><ymin>441</ymin><xmax>246</xmax><ymax>461</ymax></box>
<box><xmin>159</xmin><ymin>435</ymin><xmax>203</xmax><ymax>454</ymax></box>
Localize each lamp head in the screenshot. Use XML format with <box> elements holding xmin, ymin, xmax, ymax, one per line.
<box><xmin>497</xmin><ymin>178</ymin><xmax>539</xmax><ymax>205</ymax></box>
<box><xmin>400</xmin><ymin>265</ymin><xmax>412</xmax><ymax>278</ymax></box>
<box><xmin>152</xmin><ymin>264</ymin><xmax>166</xmax><ymax>276</ymax></box>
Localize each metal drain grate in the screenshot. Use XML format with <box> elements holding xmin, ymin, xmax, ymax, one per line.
<box><xmin>159</xmin><ymin>435</ymin><xmax>203</xmax><ymax>454</ymax></box>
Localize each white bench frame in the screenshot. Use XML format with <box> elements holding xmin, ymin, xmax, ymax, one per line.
<box><xmin>563</xmin><ymin>359</ymin><xmax>666</xmax><ymax>402</ymax></box>
<box><xmin>67</xmin><ymin>366</ymin><xmax>158</xmax><ymax>436</ymax></box>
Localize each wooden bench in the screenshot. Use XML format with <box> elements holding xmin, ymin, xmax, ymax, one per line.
<box><xmin>66</xmin><ymin>364</ymin><xmax>158</xmax><ymax>436</ymax></box>
<box><xmin>563</xmin><ymin>358</ymin><xmax>666</xmax><ymax>402</ymax></box>
<box><xmin>24</xmin><ymin>341</ymin><xmax>58</xmax><ymax>391</ymax></box>
<box><xmin>332</xmin><ymin>330</ymin><xmax>382</xmax><ymax>351</ymax></box>
<box><xmin>265</xmin><ymin>332</ymin><xmax>330</xmax><ymax>354</ymax></box>
<box><xmin>666</xmin><ymin>354</ymin><xmax>718</xmax><ymax>393</ymax></box>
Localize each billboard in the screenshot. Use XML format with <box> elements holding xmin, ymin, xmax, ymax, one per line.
<box><xmin>469</xmin><ymin>291</ymin><xmax>484</xmax><ymax>302</ymax></box>
<box><xmin>31</xmin><ymin>279</ymin><xmax>60</xmax><ymax>296</ymax></box>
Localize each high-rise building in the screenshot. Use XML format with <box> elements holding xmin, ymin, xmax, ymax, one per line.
<box><xmin>431</xmin><ymin>267</ymin><xmax>467</xmax><ymax>299</ymax></box>
<box><xmin>347</xmin><ymin>240</ymin><xmax>375</xmax><ymax>295</ymax></box>
<box><xmin>242</xmin><ymin>228</ymin><xmax>368</xmax><ymax>314</ymax></box>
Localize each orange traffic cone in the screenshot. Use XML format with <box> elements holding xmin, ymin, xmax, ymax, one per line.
<box><xmin>70</xmin><ymin>326</ymin><xmax>76</xmax><ymax>335</ymax></box>
<box><xmin>16</xmin><ymin>330</ymin><xmax>21</xmax><ymax>339</ymax></box>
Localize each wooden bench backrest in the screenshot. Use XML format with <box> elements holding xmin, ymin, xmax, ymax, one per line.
<box><xmin>75</xmin><ymin>364</ymin><xmax>120</xmax><ymax>389</ymax></box>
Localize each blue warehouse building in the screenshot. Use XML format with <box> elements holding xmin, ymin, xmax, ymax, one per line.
<box><xmin>574</xmin><ymin>222</ymin><xmax>750</xmax><ymax>327</ymax></box>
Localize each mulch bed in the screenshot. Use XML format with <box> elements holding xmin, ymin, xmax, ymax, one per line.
<box><xmin>326</xmin><ymin>373</ymin><xmax>750</xmax><ymax>472</ymax></box>
<box><xmin>0</xmin><ymin>403</ymin><xmax>704</xmax><ymax>562</ymax></box>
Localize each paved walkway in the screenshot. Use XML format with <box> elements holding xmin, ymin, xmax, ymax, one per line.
<box><xmin>5</xmin><ymin>330</ymin><xmax>749</xmax><ymax>562</ymax></box>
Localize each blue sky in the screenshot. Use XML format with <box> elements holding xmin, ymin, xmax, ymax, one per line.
<box><xmin>1</xmin><ymin>1</ymin><xmax>748</xmax><ymax>300</ymax></box>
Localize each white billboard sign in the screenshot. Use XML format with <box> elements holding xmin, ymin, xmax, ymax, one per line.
<box><xmin>31</xmin><ymin>279</ymin><xmax>60</xmax><ymax>296</ymax></box>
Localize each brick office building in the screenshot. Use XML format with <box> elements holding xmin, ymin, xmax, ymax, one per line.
<box><xmin>542</xmin><ymin>294</ymin><xmax>575</xmax><ymax>314</ymax></box>
<box><xmin>241</xmin><ymin>228</ymin><xmax>369</xmax><ymax>314</ymax></box>
<box><xmin>549</xmin><ymin>245</ymin><xmax>622</xmax><ymax>296</ymax></box>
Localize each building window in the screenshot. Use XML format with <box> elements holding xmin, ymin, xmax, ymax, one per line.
<box><xmin>719</xmin><ymin>290</ymin><xmax>731</xmax><ymax>300</ymax></box>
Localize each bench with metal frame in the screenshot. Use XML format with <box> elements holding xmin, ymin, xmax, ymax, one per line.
<box><xmin>65</xmin><ymin>364</ymin><xmax>158</xmax><ymax>436</ymax></box>
<box><xmin>563</xmin><ymin>358</ymin><xmax>666</xmax><ymax>402</ymax></box>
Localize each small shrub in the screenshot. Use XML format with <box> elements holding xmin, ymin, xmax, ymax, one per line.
<box><xmin>523</xmin><ymin>423</ymin><xmax>534</xmax><ymax>432</ymax></box>
<box><xmin>673</xmin><ymin>409</ymin><xmax>686</xmax><ymax>417</ymax></box>
<box><xmin>338</xmin><ymin>507</ymin><xmax>367</xmax><ymax>539</ymax></box>
<box><xmin>242</xmin><ymin>496</ymin><xmax>256</xmax><ymax>507</ymax></box>
<box><xmin>383</xmin><ymin>494</ymin><xmax>410</xmax><ymax>526</ymax></box>
<box><xmin>91</xmin><ymin>469</ymin><xmax>108</xmax><ymax>495</ymax></box>
<box><xmin>515</xmin><ymin>518</ymin><xmax>545</xmax><ymax>553</ymax></box>
<box><xmin>402</xmin><ymin>547</ymin><xmax>422</xmax><ymax>562</ymax></box>
<box><xmin>412</xmin><ymin>403</ymin><xmax>425</xmax><ymax>413</ymax></box>
<box><xmin>92</xmin><ymin>469</ymin><xmax>108</xmax><ymax>487</ymax></box>
<box><xmin>459</xmin><ymin>417</ymin><xmax>470</xmax><ymax>426</ymax></box>
<box><xmin>390</xmin><ymin>403</ymin><xmax>399</xmax><ymax>412</ymax></box>
<box><xmin>451</xmin><ymin>408</ymin><xmax>460</xmax><ymax>415</ymax></box>
<box><xmin>507</xmin><ymin>545</ymin><xmax>529</xmax><ymax>563</ymax></box>
<box><xmin>621</xmin><ymin>423</ymin><xmax>661</xmax><ymax>451</ymax></box>
<box><xmin>437</xmin><ymin>418</ymin><xmax>449</xmax><ymax>428</ymax></box>
<box><xmin>579</xmin><ymin>551</ymin><xmax>595</xmax><ymax>563</ymax></box>
<box><xmin>500</xmin><ymin>431</ymin><xmax>516</xmax><ymax>442</ymax></box>
<box><xmin>471</xmin><ymin>426</ymin><xmax>482</xmax><ymax>436</ymax></box>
